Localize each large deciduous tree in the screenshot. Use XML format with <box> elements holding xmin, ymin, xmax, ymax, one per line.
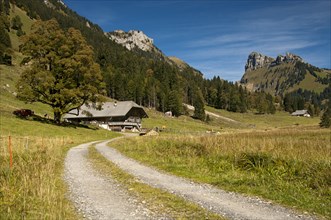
<box><xmin>17</xmin><ymin>19</ymin><xmax>104</xmax><ymax>123</ymax></box>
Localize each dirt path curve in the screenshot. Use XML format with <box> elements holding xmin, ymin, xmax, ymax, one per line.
<box><xmin>183</xmin><ymin>103</ymin><xmax>239</xmax><ymax>124</ymax></box>
<box><xmin>95</xmin><ymin>137</ymin><xmax>316</xmax><ymax>220</ymax></box>
<box><xmin>64</xmin><ymin>141</ymin><xmax>156</xmax><ymax>220</ymax></box>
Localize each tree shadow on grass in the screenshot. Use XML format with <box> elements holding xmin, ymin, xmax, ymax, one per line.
<box><xmin>14</xmin><ymin>114</ymin><xmax>98</xmax><ymax>130</ymax></box>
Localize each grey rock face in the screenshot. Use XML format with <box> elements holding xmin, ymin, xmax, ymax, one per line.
<box><xmin>245</xmin><ymin>52</ymin><xmax>304</xmax><ymax>72</ymax></box>
<box><xmin>245</xmin><ymin>52</ymin><xmax>274</xmax><ymax>72</ymax></box>
<box><xmin>105</xmin><ymin>30</ymin><xmax>154</xmax><ymax>52</ymax></box>
<box><xmin>276</xmin><ymin>52</ymin><xmax>303</xmax><ymax>65</ymax></box>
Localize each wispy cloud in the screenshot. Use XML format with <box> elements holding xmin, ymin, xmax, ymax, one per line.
<box><xmin>66</xmin><ymin>0</ymin><xmax>330</xmax><ymax>81</ymax></box>
<box><xmin>172</xmin><ymin>0</ymin><xmax>330</xmax><ymax>80</ymax></box>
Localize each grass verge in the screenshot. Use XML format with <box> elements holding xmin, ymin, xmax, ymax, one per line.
<box><xmin>0</xmin><ymin>114</ymin><xmax>120</xmax><ymax>219</ymax></box>
<box><xmin>87</xmin><ymin>146</ymin><xmax>224</xmax><ymax>219</ymax></box>
<box><xmin>109</xmin><ymin>128</ymin><xmax>331</xmax><ymax>219</ymax></box>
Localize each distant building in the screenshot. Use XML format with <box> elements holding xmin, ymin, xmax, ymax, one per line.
<box><xmin>291</xmin><ymin>110</ymin><xmax>310</xmax><ymax>117</ymax></box>
<box><xmin>64</xmin><ymin>101</ymin><xmax>148</xmax><ymax>131</ymax></box>
<box><xmin>164</xmin><ymin>111</ymin><xmax>172</xmax><ymax>117</ymax></box>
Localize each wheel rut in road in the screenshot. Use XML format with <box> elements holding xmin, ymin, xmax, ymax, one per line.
<box><xmin>95</xmin><ymin>137</ymin><xmax>317</xmax><ymax>220</ymax></box>
<box><xmin>64</xmin><ymin>141</ymin><xmax>157</xmax><ymax>220</ymax></box>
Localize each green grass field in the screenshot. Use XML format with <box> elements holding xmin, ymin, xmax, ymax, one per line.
<box><xmin>205</xmin><ymin>106</ymin><xmax>320</xmax><ymax>129</ymax></box>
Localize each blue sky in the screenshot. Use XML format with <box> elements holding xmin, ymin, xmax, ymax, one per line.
<box><xmin>64</xmin><ymin>0</ymin><xmax>331</xmax><ymax>81</ymax></box>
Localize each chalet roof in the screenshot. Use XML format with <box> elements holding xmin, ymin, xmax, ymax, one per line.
<box><xmin>291</xmin><ymin>110</ymin><xmax>309</xmax><ymax>116</ymax></box>
<box><xmin>64</xmin><ymin>101</ymin><xmax>147</xmax><ymax>119</ymax></box>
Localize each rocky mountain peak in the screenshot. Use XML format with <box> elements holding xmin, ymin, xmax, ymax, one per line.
<box><xmin>275</xmin><ymin>52</ymin><xmax>303</xmax><ymax>65</ymax></box>
<box><xmin>245</xmin><ymin>52</ymin><xmax>304</xmax><ymax>72</ymax></box>
<box><xmin>245</xmin><ymin>52</ymin><xmax>274</xmax><ymax>72</ymax></box>
<box><xmin>105</xmin><ymin>30</ymin><xmax>154</xmax><ymax>52</ymax></box>
<box><xmin>44</xmin><ymin>0</ymin><xmax>66</xmax><ymax>8</ymax></box>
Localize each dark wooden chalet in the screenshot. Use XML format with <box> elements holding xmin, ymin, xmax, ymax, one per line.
<box><xmin>63</xmin><ymin>101</ymin><xmax>148</xmax><ymax>131</ymax></box>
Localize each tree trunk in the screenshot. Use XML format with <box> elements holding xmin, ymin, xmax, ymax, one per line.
<box><xmin>54</xmin><ymin>111</ymin><xmax>62</xmax><ymax>124</ymax></box>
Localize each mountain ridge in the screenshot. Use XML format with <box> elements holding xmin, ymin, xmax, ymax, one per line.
<box><xmin>105</xmin><ymin>29</ymin><xmax>202</xmax><ymax>75</ymax></box>
<box><xmin>1</xmin><ymin>0</ymin><xmax>330</xmax><ymax>117</ymax></box>
<box><xmin>241</xmin><ymin>51</ymin><xmax>330</xmax><ymax>95</ymax></box>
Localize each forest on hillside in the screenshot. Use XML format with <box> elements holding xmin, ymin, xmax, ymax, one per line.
<box><xmin>1</xmin><ymin>0</ymin><xmax>330</xmax><ymax>121</ymax></box>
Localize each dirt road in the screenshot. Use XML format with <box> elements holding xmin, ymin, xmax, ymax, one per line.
<box><xmin>64</xmin><ymin>141</ymin><xmax>157</xmax><ymax>219</ymax></box>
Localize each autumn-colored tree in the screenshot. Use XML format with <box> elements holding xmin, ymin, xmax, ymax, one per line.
<box><xmin>17</xmin><ymin>19</ymin><xmax>104</xmax><ymax>123</ymax></box>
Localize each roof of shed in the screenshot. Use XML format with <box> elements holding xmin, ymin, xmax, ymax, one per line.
<box><xmin>64</xmin><ymin>101</ymin><xmax>146</xmax><ymax>119</ymax></box>
<box><xmin>291</xmin><ymin>110</ymin><xmax>308</xmax><ymax>115</ymax></box>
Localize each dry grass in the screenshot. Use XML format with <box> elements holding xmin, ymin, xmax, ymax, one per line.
<box><xmin>0</xmin><ymin>129</ymin><xmax>118</xmax><ymax>219</ymax></box>
<box><xmin>110</xmin><ymin>127</ymin><xmax>331</xmax><ymax>218</ymax></box>
<box><xmin>0</xmin><ymin>135</ymin><xmax>78</xmax><ymax>219</ymax></box>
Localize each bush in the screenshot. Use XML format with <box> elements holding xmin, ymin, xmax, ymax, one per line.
<box><xmin>320</xmin><ymin>107</ymin><xmax>331</xmax><ymax>128</ymax></box>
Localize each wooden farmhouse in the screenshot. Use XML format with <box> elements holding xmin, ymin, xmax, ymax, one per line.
<box><xmin>64</xmin><ymin>101</ymin><xmax>148</xmax><ymax>131</ymax></box>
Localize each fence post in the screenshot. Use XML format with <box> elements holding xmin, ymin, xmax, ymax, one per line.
<box><xmin>8</xmin><ymin>136</ymin><xmax>13</xmax><ymax>169</ymax></box>
<box><xmin>25</xmin><ymin>137</ymin><xmax>29</xmax><ymax>150</ymax></box>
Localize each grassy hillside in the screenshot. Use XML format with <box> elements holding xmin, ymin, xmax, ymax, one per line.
<box><xmin>241</xmin><ymin>62</ymin><xmax>329</xmax><ymax>95</ymax></box>
<box><xmin>8</xmin><ymin>5</ymin><xmax>35</xmax><ymax>51</ymax></box>
<box><xmin>168</xmin><ymin>56</ymin><xmax>189</xmax><ymax>69</ymax></box>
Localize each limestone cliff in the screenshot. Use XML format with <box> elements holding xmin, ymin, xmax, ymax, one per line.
<box><xmin>245</xmin><ymin>52</ymin><xmax>274</xmax><ymax>72</ymax></box>
<box><xmin>244</xmin><ymin>52</ymin><xmax>303</xmax><ymax>72</ymax></box>
<box><xmin>240</xmin><ymin>52</ymin><xmax>328</xmax><ymax>95</ymax></box>
<box><xmin>105</xmin><ymin>30</ymin><xmax>156</xmax><ymax>52</ymax></box>
<box><xmin>105</xmin><ymin>30</ymin><xmax>202</xmax><ymax>75</ymax></box>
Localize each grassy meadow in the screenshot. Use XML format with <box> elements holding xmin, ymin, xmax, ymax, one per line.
<box><xmin>205</xmin><ymin>106</ymin><xmax>321</xmax><ymax>129</ymax></box>
<box><xmin>110</xmin><ymin>128</ymin><xmax>331</xmax><ymax>218</ymax></box>
<box><xmin>1</xmin><ymin>37</ymin><xmax>329</xmax><ymax>218</ymax></box>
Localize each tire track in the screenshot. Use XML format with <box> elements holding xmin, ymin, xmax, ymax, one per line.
<box><xmin>64</xmin><ymin>141</ymin><xmax>156</xmax><ymax>220</ymax></box>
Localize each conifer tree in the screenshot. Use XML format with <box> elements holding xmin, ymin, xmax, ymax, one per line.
<box><xmin>11</xmin><ymin>15</ymin><xmax>23</xmax><ymax>30</ymax></box>
<box><xmin>0</xmin><ymin>11</ymin><xmax>11</xmax><ymax>64</ymax></box>
<box><xmin>320</xmin><ymin>107</ymin><xmax>331</xmax><ymax>128</ymax></box>
<box><xmin>193</xmin><ymin>88</ymin><xmax>206</xmax><ymax>121</ymax></box>
<box><xmin>167</xmin><ymin>90</ymin><xmax>182</xmax><ymax>117</ymax></box>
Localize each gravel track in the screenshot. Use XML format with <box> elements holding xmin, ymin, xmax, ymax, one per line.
<box><xmin>95</xmin><ymin>137</ymin><xmax>318</xmax><ymax>220</ymax></box>
<box><xmin>64</xmin><ymin>141</ymin><xmax>157</xmax><ymax>220</ymax></box>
